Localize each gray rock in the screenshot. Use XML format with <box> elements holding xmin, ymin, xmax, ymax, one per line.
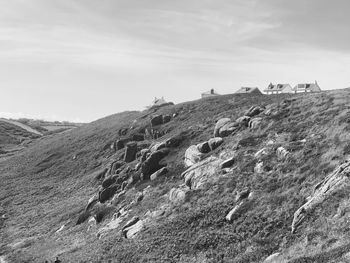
<box><xmin>141</xmin><ymin>148</ymin><xmax>169</xmax><ymax>179</ymax></box>
<box><xmin>163</xmin><ymin>115</ymin><xmax>171</xmax><ymax>124</ymax></box>
<box><xmin>236</xmin><ymin>116</ymin><xmax>251</xmax><ymax>127</ymax></box>
<box><xmin>245</xmin><ymin>105</ymin><xmax>264</xmax><ymax>117</ymax></box>
<box><xmin>220</xmin><ymin>156</ymin><xmax>235</xmax><ymax>169</ymax></box>
<box><xmin>197</xmin><ymin>141</ymin><xmax>211</xmax><ymax>153</ymax></box>
<box><xmin>208</xmin><ymin>137</ymin><xmax>224</xmax><ymax>151</ymax></box>
<box><xmin>99</xmin><ymin>184</ymin><xmax>119</xmax><ymax>203</ymax></box>
<box><xmin>150</xmin><ymin>167</ymin><xmax>168</xmax><ymax>181</ymax></box>
<box><xmin>151</xmin><ymin>115</ymin><xmax>163</xmax><ymax>127</ymax></box>
<box><xmin>226</xmin><ymin>201</ymin><xmax>244</xmax><ymax>222</ymax></box>
<box><xmin>124</xmin><ymin>142</ymin><xmax>138</xmax><ymax>163</ymax></box>
<box><xmin>102</xmin><ymin>176</ymin><xmax>116</xmax><ymax>189</ymax></box>
<box><xmin>219</xmin><ymin>122</ymin><xmax>239</xmax><ymax>137</ymax></box>
<box><xmin>214</xmin><ymin>118</ymin><xmax>231</xmax><ymax>137</ymax></box>
<box><xmin>116</xmin><ymin>139</ymin><xmax>125</xmax><ymax>150</ymax></box>
<box><xmin>248</xmin><ymin>117</ymin><xmax>263</xmax><ymax>129</ymax></box>
<box><xmin>184</xmin><ymin>145</ymin><xmax>204</xmax><ymax>167</ymax></box>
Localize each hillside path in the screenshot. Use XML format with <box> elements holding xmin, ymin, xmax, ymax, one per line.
<box><xmin>0</xmin><ymin>118</ymin><xmax>43</xmax><ymax>136</ymax></box>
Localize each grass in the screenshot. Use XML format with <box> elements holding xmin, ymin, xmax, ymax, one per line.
<box><xmin>3</xmin><ymin>90</ymin><xmax>350</xmax><ymax>262</ymax></box>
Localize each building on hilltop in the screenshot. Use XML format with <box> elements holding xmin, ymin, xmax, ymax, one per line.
<box><xmin>264</xmin><ymin>83</ymin><xmax>294</xmax><ymax>94</ymax></box>
<box><xmin>201</xmin><ymin>89</ymin><xmax>220</xmax><ymax>98</ymax></box>
<box><xmin>146</xmin><ymin>97</ymin><xmax>169</xmax><ymax>109</ymax></box>
<box><xmin>235</xmin><ymin>87</ymin><xmax>262</xmax><ymax>95</ymax></box>
<box><xmin>293</xmin><ymin>81</ymin><xmax>321</xmax><ymax>93</ymax></box>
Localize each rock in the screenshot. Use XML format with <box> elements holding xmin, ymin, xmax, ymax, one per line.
<box><xmin>135</xmin><ymin>162</ymin><xmax>142</xmax><ymax>171</ymax></box>
<box><xmin>118</xmin><ymin>128</ymin><xmax>128</xmax><ymax>136</ymax></box>
<box><xmin>197</xmin><ymin>141</ymin><xmax>211</xmax><ymax>154</ymax></box>
<box><xmin>116</xmin><ymin>139</ymin><xmax>125</xmax><ymax>150</ymax></box>
<box><xmin>123</xmin><ymin>219</ymin><xmax>144</xmax><ymax>239</ymax></box>
<box><xmin>87</xmin><ymin>217</ymin><xmax>97</xmax><ymax>232</ymax></box>
<box><xmin>254</xmin><ymin>161</ymin><xmax>264</xmax><ymax>174</ymax></box>
<box><xmin>236</xmin><ymin>116</ymin><xmax>251</xmax><ymax>127</ymax></box>
<box><xmin>220</xmin><ymin>156</ymin><xmax>235</xmax><ymax>169</ymax></box>
<box><xmin>245</xmin><ymin>105</ymin><xmax>264</xmax><ymax>117</ymax></box>
<box><xmin>150</xmin><ymin>167</ymin><xmax>168</xmax><ymax>181</ymax></box>
<box><xmin>276</xmin><ymin>147</ymin><xmax>289</xmax><ymax>160</ymax></box>
<box><xmin>254</xmin><ymin>148</ymin><xmax>267</xmax><ymax>160</ymax></box>
<box><xmin>102</xmin><ymin>176</ymin><xmax>116</xmax><ymax>189</ymax></box>
<box><xmin>111</xmin><ymin>190</ymin><xmax>126</xmax><ymax>206</ymax></box>
<box><xmin>219</xmin><ymin>122</ymin><xmax>239</xmax><ymax>137</ymax></box>
<box><xmin>264</xmin><ymin>253</ymin><xmax>282</xmax><ymax>263</ymax></box>
<box><xmin>151</xmin><ymin>115</ymin><xmax>163</xmax><ymax>127</ymax></box>
<box><xmin>163</xmin><ymin>115</ymin><xmax>171</xmax><ymax>124</ymax></box>
<box><xmin>132</xmin><ymin>134</ymin><xmax>144</xmax><ymax>141</ymax></box>
<box><xmin>169</xmin><ymin>187</ymin><xmax>188</xmax><ymax>203</ymax></box>
<box><xmin>85</xmin><ymin>194</ymin><xmax>98</xmax><ymax>211</ymax></box>
<box><xmin>135</xmin><ymin>192</ymin><xmax>144</xmax><ymax>203</ymax></box>
<box><xmin>95</xmin><ymin>168</ymin><xmax>108</xmax><ymax>180</ymax></box>
<box><xmin>124</xmin><ymin>142</ymin><xmax>138</xmax><ymax>163</ymax></box>
<box><xmin>213</xmin><ymin>118</ymin><xmax>231</xmax><ymax>137</ymax></box>
<box><xmin>248</xmin><ymin>117</ymin><xmax>263</xmax><ymax>129</ymax></box>
<box><xmin>226</xmin><ymin>201</ymin><xmax>244</xmax><ymax>222</ymax></box>
<box><xmin>122</xmin><ymin>216</ymin><xmax>139</xmax><ymax>231</ymax></box>
<box><xmin>140</xmin><ymin>149</ymin><xmax>150</xmax><ymax>162</ymax></box>
<box><xmin>127</xmin><ymin>172</ymin><xmax>141</xmax><ymax>187</ymax></box>
<box><xmin>182</xmin><ymin>156</ymin><xmax>222</xmax><ymax>189</ymax></box>
<box><xmin>235</xmin><ymin>188</ymin><xmax>250</xmax><ymax>202</ymax></box>
<box><xmin>55</xmin><ymin>224</ymin><xmax>65</xmax><ymax>234</ymax></box>
<box><xmin>292</xmin><ymin>161</ymin><xmax>350</xmax><ymax>233</ymax></box>
<box><xmin>184</xmin><ymin>145</ymin><xmax>204</xmax><ymax>167</ymax></box>
<box><xmin>208</xmin><ymin>137</ymin><xmax>224</xmax><ymax>151</ymax></box>
<box><xmin>110</xmin><ymin>161</ymin><xmax>124</xmax><ymax>175</ymax></box>
<box><xmin>141</xmin><ymin>149</ymin><xmax>169</xmax><ymax>179</ymax></box>
<box><xmin>99</xmin><ymin>184</ymin><xmax>119</xmax><ymax>203</ymax></box>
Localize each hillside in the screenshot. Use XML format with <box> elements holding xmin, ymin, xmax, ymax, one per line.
<box><xmin>2</xmin><ymin>90</ymin><xmax>350</xmax><ymax>262</ymax></box>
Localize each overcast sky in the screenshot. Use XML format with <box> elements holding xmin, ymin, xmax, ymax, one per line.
<box><xmin>1</xmin><ymin>0</ymin><xmax>350</xmax><ymax>122</ymax></box>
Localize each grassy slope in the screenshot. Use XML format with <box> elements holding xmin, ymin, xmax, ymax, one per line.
<box><xmin>2</xmin><ymin>90</ymin><xmax>350</xmax><ymax>262</ymax></box>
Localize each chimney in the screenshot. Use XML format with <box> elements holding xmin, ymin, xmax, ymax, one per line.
<box><xmin>210</xmin><ymin>89</ymin><xmax>214</xmax><ymax>94</ymax></box>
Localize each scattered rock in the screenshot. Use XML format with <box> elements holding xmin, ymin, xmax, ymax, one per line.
<box><xmin>163</xmin><ymin>115</ymin><xmax>171</xmax><ymax>124</ymax></box>
<box><xmin>184</xmin><ymin>145</ymin><xmax>205</xmax><ymax>167</ymax></box>
<box><xmin>248</xmin><ymin>117</ymin><xmax>263</xmax><ymax>129</ymax></box>
<box><xmin>102</xmin><ymin>176</ymin><xmax>116</xmax><ymax>189</ymax></box>
<box><xmin>124</xmin><ymin>142</ymin><xmax>138</xmax><ymax>163</ymax></box>
<box><xmin>118</xmin><ymin>128</ymin><xmax>128</xmax><ymax>136</ymax></box>
<box><xmin>245</xmin><ymin>105</ymin><xmax>264</xmax><ymax>117</ymax></box>
<box><xmin>208</xmin><ymin>137</ymin><xmax>224</xmax><ymax>151</ymax></box>
<box><xmin>95</xmin><ymin>168</ymin><xmax>108</xmax><ymax>180</ymax></box>
<box><xmin>169</xmin><ymin>187</ymin><xmax>188</xmax><ymax>203</ymax></box>
<box><xmin>123</xmin><ymin>219</ymin><xmax>144</xmax><ymax>239</ymax></box>
<box><xmin>254</xmin><ymin>148</ymin><xmax>267</xmax><ymax>159</ymax></box>
<box><xmin>236</xmin><ymin>116</ymin><xmax>251</xmax><ymax>127</ymax></box>
<box><xmin>213</xmin><ymin>118</ymin><xmax>231</xmax><ymax>137</ymax></box>
<box><xmin>140</xmin><ymin>149</ymin><xmax>150</xmax><ymax>162</ymax></box>
<box><xmin>197</xmin><ymin>141</ymin><xmax>211</xmax><ymax>154</ymax></box>
<box><xmin>235</xmin><ymin>188</ymin><xmax>250</xmax><ymax>202</ymax></box>
<box><xmin>220</xmin><ymin>156</ymin><xmax>235</xmax><ymax>169</ymax></box>
<box><xmin>219</xmin><ymin>122</ymin><xmax>240</xmax><ymax>137</ymax></box>
<box><xmin>132</xmin><ymin>134</ymin><xmax>144</xmax><ymax>141</ymax></box>
<box><xmin>254</xmin><ymin>161</ymin><xmax>264</xmax><ymax>174</ymax></box>
<box><xmin>116</xmin><ymin>139</ymin><xmax>125</xmax><ymax>150</ymax></box>
<box><xmin>151</xmin><ymin>115</ymin><xmax>163</xmax><ymax>127</ymax></box>
<box><xmin>264</xmin><ymin>253</ymin><xmax>282</xmax><ymax>263</ymax></box>
<box><xmin>99</xmin><ymin>184</ymin><xmax>119</xmax><ymax>203</ymax></box>
<box><xmin>292</xmin><ymin>161</ymin><xmax>350</xmax><ymax>233</ymax></box>
<box><xmin>55</xmin><ymin>224</ymin><xmax>65</xmax><ymax>234</ymax></box>
<box><xmin>150</xmin><ymin>167</ymin><xmax>168</xmax><ymax>181</ymax></box>
<box><xmin>276</xmin><ymin>147</ymin><xmax>289</xmax><ymax>160</ymax></box>
<box><xmin>111</xmin><ymin>190</ymin><xmax>126</xmax><ymax>206</ymax></box>
<box><xmin>182</xmin><ymin>156</ymin><xmax>222</xmax><ymax>189</ymax></box>
<box><xmin>135</xmin><ymin>192</ymin><xmax>144</xmax><ymax>203</ymax></box>
<box><xmin>226</xmin><ymin>201</ymin><xmax>244</xmax><ymax>222</ymax></box>
<box><xmin>141</xmin><ymin>148</ymin><xmax>169</xmax><ymax>178</ymax></box>
<box><xmin>110</xmin><ymin>161</ymin><xmax>124</xmax><ymax>175</ymax></box>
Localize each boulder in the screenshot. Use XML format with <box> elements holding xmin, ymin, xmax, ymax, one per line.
<box><xmin>248</xmin><ymin>117</ymin><xmax>263</xmax><ymax>129</ymax></box>
<box><xmin>111</xmin><ymin>190</ymin><xmax>126</xmax><ymax>206</ymax></box>
<box><xmin>254</xmin><ymin>162</ymin><xmax>264</xmax><ymax>174</ymax></box>
<box><xmin>292</xmin><ymin>161</ymin><xmax>350</xmax><ymax>233</ymax></box>
<box><xmin>118</xmin><ymin>128</ymin><xmax>128</xmax><ymax>136</ymax></box>
<box><xmin>182</xmin><ymin>156</ymin><xmax>222</xmax><ymax>189</ymax></box>
<box><xmin>220</xmin><ymin>156</ymin><xmax>235</xmax><ymax>169</ymax></box>
<box><xmin>122</xmin><ymin>216</ymin><xmax>139</xmax><ymax>232</ymax></box>
<box><xmin>245</xmin><ymin>105</ymin><xmax>264</xmax><ymax>117</ymax></box>
<box><xmin>150</xmin><ymin>167</ymin><xmax>168</xmax><ymax>181</ymax></box>
<box><xmin>102</xmin><ymin>176</ymin><xmax>116</xmax><ymax>189</ymax></box>
<box><xmin>124</xmin><ymin>142</ymin><xmax>138</xmax><ymax>163</ymax></box>
<box><xmin>99</xmin><ymin>184</ymin><xmax>119</xmax><ymax>203</ymax></box>
<box><xmin>236</xmin><ymin>116</ymin><xmax>251</xmax><ymax>127</ymax></box>
<box><xmin>218</xmin><ymin>122</ymin><xmax>239</xmax><ymax>137</ymax></box>
<box><xmin>116</xmin><ymin>139</ymin><xmax>125</xmax><ymax>150</ymax></box>
<box><xmin>263</xmin><ymin>253</ymin><xmax>283</xmax><ymax>263</ymax></box>
<box><xmin>140</xmin><ymin>149</ymin><xmax>150</xmax><ymax>162</ymax></box>
<box><xmin>141</xmin><ymin>148</ymin><xmax>169</xmax><ymax>179</ymax></box>
<box><xmin>151</xmin><ymin>115</ymin><xmax>163</xmax><ymax>127</ymax></box>
<box><xmin>197</xmin><ymin>141</ymin><xmax>211</xmax><ymax>154</ymax></box>
<box><xmin>110</xmin><ymin>161</ymin><xmax>124</xmax><ymax>175</ymax></box>
<box><xmin>276</xmin><ymin>147</ymin><xmax>289</xmax><ymax>160</ymax></box>
<box><xmin>254</xmin><ymin>148</ymin><xmax>267</xmax><ymax>160</ymax></box>
<box><xmin>208</xmin><ymin>137</ymin><xmax>224</xmax><ymax>151</ymax></box>
<box><xmin>123</xmin><ymin>219</ymin><xmax>144</xmax><ymax>239</ymax></box>
<box><xmin>213</xmin><ymin>118</ymin><xmax>231</xmax><ymax>137</ymax></box>
<box><xmin>235</xmin><ymin>188</ymin><xmax>250</xmax><ymax>202</ymax></box>
<box><xmin>169</xmin><ymin>187</ymin><xmax>188</xmax><ymax>203</ymax></box>
<box><xmin>184</xmin><ymin>145</ymin><xmax>204</xmax><ymax>167</ymax></box>
<box><xmin>163</xmin><ymin>115</ymin><xmax>171</xmax><ymax>124</ymax></box>
<box><xmin>85</xmin><ymin>194</ymin><xmax>98</xmax><ymax>211</ymax></box>
<box><xmin>95</xmin><ymin>168</ymin><xmax>108</xmax><ymax>180</ymax></box>
<box><xmin>226</xmin><ymin>201</ymin><xmax>244</xmax><ymax>222</ymax></box>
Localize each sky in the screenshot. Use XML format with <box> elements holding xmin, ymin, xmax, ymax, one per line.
<box><xmin>1</xmin><ymin>0</ymin><xmax>350</xmax><ymax>122</ymax></box>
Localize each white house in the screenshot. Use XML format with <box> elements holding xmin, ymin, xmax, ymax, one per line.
<box><xmin>264</xmin><ymin>83</ymin><xmax>294</xmax><ymax>94</ymax></box>
<box><xmin>293</xmin><ymin>81</ymin><xmax>321</xmax><ymax>93</ymax></box>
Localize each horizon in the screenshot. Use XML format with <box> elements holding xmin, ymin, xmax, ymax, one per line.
<box><xmin>2</xmin><ymin>0</ymin><xmax>350</xmax><ymax>122</ymax></box>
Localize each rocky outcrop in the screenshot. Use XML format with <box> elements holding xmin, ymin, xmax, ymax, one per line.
<box><xmin>218</xmin><ymin>122</ymin><xmax>239</xmax><ymax>137</ymax></box>
<box><xmin>102</xmin><ymin>176</ymin><xmax>116</xmax><ymax>189</ymax></box>
<box><xmin>291</xmin><ymin>161</ymin><xmax>350</xmax><ymax>233</ymax></box>
<box><xmin>248</xmin><ymin>117</ymin><xmax>263</xmax><ymax>129</ymax></box>
<box><xmin>184</xmin><ymin>145</ymin><xmax>204</xmax><ymax>167</ymax></box>
<box><xmin>226</xmin><ymin>201</ymin><xmax>244</xmax><ymax>222</ymax></box>
<box><xmin>132</xmin><ymin>134</ymin><xmax>144</xmax><ymax>141</ymax></box>
<box><xmin>169</xmin><ymin>186</ymin><xmax>188</xmax><ymax>203</ymax></box>
<box><xmin>254</xmin><ymin>148</ymin><xmax>267</xmax><ymax>160</ymax></box>
<box><xmin>226</xmin><ymin>189</ymin><xmax>253</xmax><ymax>222</ymax></box>
<box><xmin>122</xmin><ymin>216</ymin><xmax>143</xmax><ymax>239</ymax></box>
<box><xmin>254</xmin><ymin>161</ymin><xmax>264</xmax><ymax>174</ymax></box>
<box><xmin>208</xmin><ymin>137</ymin><xmax>224</xmax><ymax>151</ymax></box>
<box><xmin>197</xmin><ymin>141</ymin><xmax>211</xmax><ymax>154</ymax></box>
<box><xmin>182</xmin><ymin>156</ymin><xmax>222</xmax><ymax>189</ymax></box>
<box><xmin>124</xmin><ymin>142</ymin><xmax>137</xmax><ymax>163</ymax></box>
<box><xmin>213</xmin><ymin>118</ymin><xmax>231</xmax><ymax>137</ymax></box>
<box><xmin>220</xmin><ymin>156</ymin><xmax>235</xmax><ymax>169</ymax></box>
<box><xmin>110</xmin><ymin>161</ymin><xmax>124</xmax><ymax>175</ymax></box>
<box><xmin>263</xmin><ymin>253</ymin><xmax>282</xmax><ymax>263</ymax></box>
<box><xmin>245</xmin><ymin>105</ymin><xmax>264</xmax><ymax>117</ymax></box>
<box><xmin>116</xmin><ymin>139</ymin><xmax>125</xmax><ymax>150</ymax></box>
<box><xmin>163</xmin><ymin>115</ymin><xmax>171</xmax><ymax>124</ymax></box>
<box><xmin>150</xmin><ymin>167</ymin><xmax>168</xmax><ymax>181</ymax></box>
<box><xmin>236</xmin><ymin>116</ymin><xmax>251</xmax><ymax>127</ymax></box>
<box><xmin>99</xmin><ymin>184</ymin><xmax>119</xmax><ymax>203</ymax></box>
<box><xmin>276</xmin><ymin>147</ymin><xmax>289</xmax><ymax>160</ymax></box>
<box><xmin>151</xmin><ymin>115</ymin><xmax>163</xmax><ymax>127</ymax></box>
<box><xmin>141</xmin><ymin>148</ymin><xmax>169</xmax><ymax>179</ymax></box>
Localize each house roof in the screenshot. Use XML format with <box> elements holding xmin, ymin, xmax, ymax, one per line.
<box><xmin>293</xmin><ymin>83</ymin><xmax>321</xmax><ymax>91</ymax></box>
<box><xmin>201</xmin><ymin>89</ymin><xmax>220</xmax><ymax>96</ymax></box>
<box><xmin>235</xmin><ymin>87</ymin><xmax>262</xmax><ymax>94</ymax></box>
<box><xmin>264</xmin><ymin>84</ymin><xmax>291</xmax><ymax>92</ymax></box>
